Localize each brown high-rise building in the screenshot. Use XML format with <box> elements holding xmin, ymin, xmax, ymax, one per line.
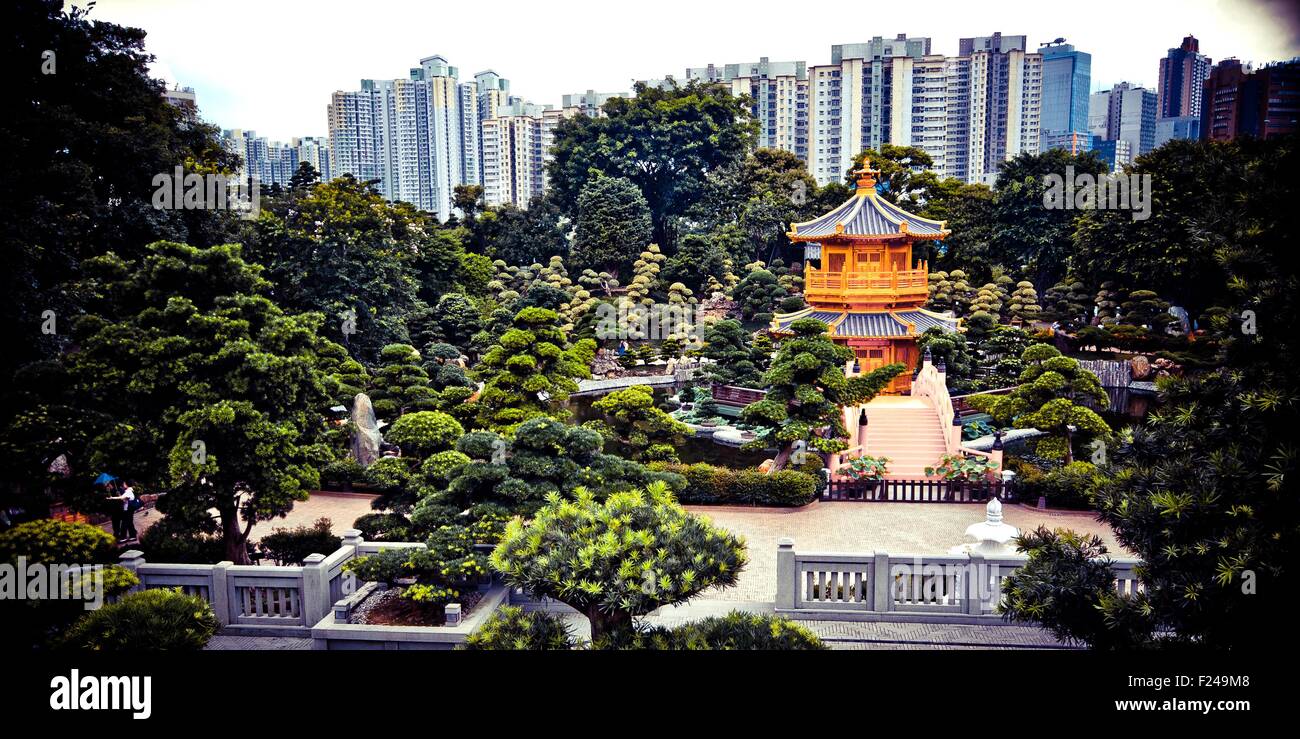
<box><xmin>1201</xmin><ymin>57</ymin><xmax>1300</xmax><ymax>141</ymax></box>
<box><xmin>1158</xmin><ymin>35</ymin><xmax>1212</xmax><ymax>119</ymax></box>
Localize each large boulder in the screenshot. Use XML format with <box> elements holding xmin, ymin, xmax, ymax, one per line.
<box><xmin>1129</xmin><ymin>355</ymin><xmax>1152</xmax><ymax>381</ymax></box>
<box><xmin>350</xmin><ymin>393</ymin><xmax>383</xmax><ymax>467</ymax></box>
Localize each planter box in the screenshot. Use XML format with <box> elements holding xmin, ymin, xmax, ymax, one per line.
<box><xmin>310</xmin><ymin>583</ymin><xmax>510</xmax><ymax>650</ymax></box>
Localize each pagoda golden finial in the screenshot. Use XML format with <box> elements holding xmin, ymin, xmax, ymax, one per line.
<box><xmin>854</xmin><ymin>158</ymin><xmax>881</xmax><ymax>192</ymax></box>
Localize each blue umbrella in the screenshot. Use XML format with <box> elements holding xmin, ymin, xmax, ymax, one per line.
<box><xmin>93</xmin><ymin>473</ymin><xmax>117</xmax><ymax>485</ymax></box>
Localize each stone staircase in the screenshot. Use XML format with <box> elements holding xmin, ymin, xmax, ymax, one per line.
<box><xmin>854</xmin><ymin>397</ymin><xmax>949</xmax><ymax>479</ymax></box>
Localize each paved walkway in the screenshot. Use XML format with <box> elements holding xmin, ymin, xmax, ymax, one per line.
<box><xmin>205</xmin><ymin>635</ymin><xmax>313</xmax><ymax>650</ymax></box>
<box><xmin>115</xmin><ymin>491</ymin><xmax>378</xmax><ymax>542</ymax></box>
<box><xmin>683</xmin><ymin>501</ymin><xmax>1128</xmax><ymax>603</ymax></box>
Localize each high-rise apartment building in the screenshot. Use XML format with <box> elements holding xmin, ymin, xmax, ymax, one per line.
<box><xmin>687</xmin><ymin>58</ymin><xmax>809</xmax><ymax>161</ymax></box>
<box><xmin>562</xmin><ymin>89</ymin><xmax>626</xmax><ymax>117</ymax></box>
<box><xmin>481</xmin><ymin>105</ymin><xmax>577</xmax><ymax>208</ymax></box>
<box><xmin>1090</xmin><ymin>82</ymin><xmax>1157</xmax><ymax>159</ymax></box>
<box><xmin>1153</xmin><ymin>116</ymin><xmax>1200</xmax><ymax>148</ymax></box>
<box><xmin>1201</xmin><ymin>57</ymin><xmax>1300</xmax><ymax>141</ymax></box>
<box><xmin>1038</xmin><ymin>39</ymin><xmax>1091</xmax><ymax>150</ymax></box>
<box><xmin>328</xmin><ymin>55</ymin><xmax>486</xmax><ymax>221</ymax></box>
<box><xmin>1158</xmin><ymin>35</ymin><xmax>1212</xmax><ymax>119</ymax></box>
<box><xmin>803</xmin><ymin>33</ymin><xmax>1039</xmax><ymax>186</ymax></box>
<box><xmin>807</xmin><ymin>36</ymin><xmax>932</xmax><ymax>185</ymax></box>
<box><xmin>1093</xmin><ymin>138</ymin><xmax>1132</xmax><ymax>172</ymax></box>
<box><xmin>952</xmin><ymin>33</ymin><xmax>1042</xmax><ymax>184</ymax></box>
<box><xmin>292</xmin><ymin>136</ymin><xmax>332</xmax><ymax>182</ymax></box>
<box><xmin>222</xmin><ymin>130</ymin><xmax>331</xmax><ymax>187</ymax></box>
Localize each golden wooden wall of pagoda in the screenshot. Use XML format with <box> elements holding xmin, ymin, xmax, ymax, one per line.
<box><xmin>803</xmin><ymin>240</ymin><xmax>930</xmax><ymax>311</ymax></box>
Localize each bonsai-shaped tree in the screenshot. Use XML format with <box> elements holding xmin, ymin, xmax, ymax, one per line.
<box><xmin>1041</xmin><ymin>277</ymin><xmax>1093</xmax><ymax>332</ymax></box>
<box><xmin>732</xmin><ymin>266</ymin><xmax>787</xmax><ymax>322</ymax></box>
<box><xmin>369</xmin><ymin>343</ymin><xmax>435</xmax><ymax>418</ymax></box>
<box><xmin>741</xmin><ymin>318</ymin><xmax>903</xmax><ymax>455</ymax></box>
<box><xmin>473</xmin><ymin>306</ymin><xmax>596</xmax><ymax>432</ymax></box>
<box><xmin>698</xmin><ymin>319</ymin><xmax>765</xmax><ymax>387</ymax></box>
<box><xmin>969</xmin><ymin>344</ymin><xmax>1110</xmax><ymax>462</ymax></box>
<box><xmin>421</xmin><ymin>342</ymin><xmax>476</xmax><ymax>421</ymax></box>
<box><xmin>586</xmin><ymin>385</ymin><xmax>692</xmax><ymax>462</ymax></box>
<box><xmin>412</xmin><ymin>416</ymin><xmax>684</xmax><ymax>529</ymax></box>
<box><xmin>1007</xmin><ymin>280</ymin><xmax>1043</xmax><ymax>324</ymax></box>
<box><xmin>384</xmin><ymin>410</ymin><xmax>464</xmax><ymax>458</ymax></box>
<box><xmin>490</xmin><ymin>482</ymin><xmax>748</xmax><ymax>642</ymax></box>
<box><xmin>917</xmin><ymin>327</ymin><xmax>977</xmax><ymax>389</ymax></box>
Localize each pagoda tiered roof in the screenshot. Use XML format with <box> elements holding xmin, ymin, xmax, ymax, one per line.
<box><xmin>771</xmin><ymin>307</ymin><xmax>959</xmax><ymax>338</ymax></box>
<box><xmin>787</xmin><ymin>162</ymin><xmax>950</xmax><ymax>242</ymax></box>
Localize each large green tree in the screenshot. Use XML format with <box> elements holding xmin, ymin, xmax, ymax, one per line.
<box><xmin>47</xmin><ymin>242</ymin><xmax>337</xmax><ymax>563</ymax></box>
<box><xmin>1</xmin><ymin>0</ymin><xmax>240</xmax><ymax>406</ymax></box>
<box><xmin>473</xmin><ymin>306</ymin><xmax>596</xmax><ymax>432</ymax></box>
<box><xmin>986</xmin><ymin>149</ymin><xmax>1110</xmax><ymax>288</ymax></box>
<box><xmin>570</xmin><ymin>175</ymin><xmax>653</xmax><ymax>277</ymax></box>
<box><xmin>1071</xmin><ymin>138</ymin><xmax>1290</xmax><ymax>315</ymax></box>
<box><xmin>243</xmin><ymin>175</ymin><xmax>427</xmax><ymax>363</ymax></box>
<box><xmin>547</xmin><ymin>80</ymin><xmax>757</xmax><ymax>249</ymax></box>
<box><xmin>490</xmin><ymin>483</ymin><xmax>747</xmax><ymax>643</ymax></box>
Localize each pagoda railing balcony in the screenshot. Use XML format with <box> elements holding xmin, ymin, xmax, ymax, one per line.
<box><xmin>804</xmin><ymin>267</ymin><xmax>929</xmax><ymax>303</ymax></box>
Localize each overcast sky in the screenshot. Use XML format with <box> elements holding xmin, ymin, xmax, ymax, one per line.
<box><xmin>95</xmin><ymin>0</ymin><xmax>1300</xmax><ymax>141</ymax></box>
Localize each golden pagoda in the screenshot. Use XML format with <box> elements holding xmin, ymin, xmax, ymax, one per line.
<box><xmin>772</xmin><ymin>160</ymin><xmax>958</xmax><ymax>394</ymax></box>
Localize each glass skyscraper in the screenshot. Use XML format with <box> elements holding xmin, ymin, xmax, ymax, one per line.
<box><xmin>1038</xmin><ymin>39</ymin><xmax>1091</xmax><ymax>149</ymax></box>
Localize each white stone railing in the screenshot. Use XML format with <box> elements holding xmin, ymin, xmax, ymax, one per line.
<box><xmin>117</xmin><ymin>530</ymin><xmax>500</xmax><ymax>638</ymax></box>
<box><xmin>775</xmin><ymin>538</ymin><xmax>1143</xmax><ymax>622</ymax></box>
<box><xmin>910</xmin><ymin>355</ymin><xmax>1002</xmax><ymax>473</ymax></box>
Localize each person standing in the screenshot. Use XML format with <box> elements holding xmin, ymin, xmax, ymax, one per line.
<box><xmin>106</xmin><ymin>481</ymin><xmax>139</xmax><ymax>543</ymax></box>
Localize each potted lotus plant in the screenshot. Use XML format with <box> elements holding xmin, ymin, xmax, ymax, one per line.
<box><xmin>843</xmin><ymin>455</ymin><xmax>890</xmax><ymax>499</ymax></box>
<box><xmin>925</xmin><ymin>453</ymin><xmax>999</xmax><ymax>501</ymax></box>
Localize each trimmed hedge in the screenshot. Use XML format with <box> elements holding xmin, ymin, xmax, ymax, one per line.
<box><xmin>649</xmin><ymin>463</ymin><xmax>818</xmax><ymax>507</ymax></box>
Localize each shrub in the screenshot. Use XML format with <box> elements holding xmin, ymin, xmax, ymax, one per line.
<box><xmin>385</xmin><ymin>410</ymin><xmax>465</xmax><ymax>457</ymax></box>
<box><xmin>491</xmin><ymin>483</ymin><xmax>747</xmax><ymax>642</ymax></box>
<box><xmin>138</xmin><ymin>523</ymin><xmax>227</xmax><ymax>564</ymax></box>
<box><xmin>925</xmin><ymin>453</ymin><xmax>999</xmax><ymax>481</ymax></box>
<box><xmin>258</xmin><ymin>518</ymin><xmax>342</xmax><ymax>565</ymax></box>
<box><xmin>649</xmin><ymin>463</ymin><xmax>817</xmax><ymax>506</ymax></box>
<box><xmin>1000</xmin><ymin>527</ymin><xmax>1134</xmax><ymax>649</ymax></box>
<box><xmin>777</xmin><ymin>296</ymin><xmax>806</xmax><ymax>314</ymax></box>
<box><xmin>352</xmin><ymin>513</ymin><xmax>413</xmax><ymax>542</ymax></box>
<box><xmin>0</xmin><ymin>519</ymin><xmax>117</xmax><ymax>565</ymax></box>
<box><xmin>612</xmin><ymin>611</ymin><xmax>827</xmax><ymax>650</ymax></box>
<box><xmin>320</xmin><ymin>458</ymin><xmax>365</xmax><ymax>488</ymax></box>
<box><xmin>461</xmin><ymin>606</ymin><xmax>576</xmax><ymax>650</ymax></box>
<box><xmin>420</xmin><ymin>450</ymin><xmax>471</xmax><ymax>486</ymax></box>
<box><xmin>62</xmin><ymin>588</ymin><xmax>219</xmax><ymax>651</ymax></box>
<box><xmin>1016</xmin><ymin>461</ymin><xmax>1099</xmax><ymax>509</ymax></box>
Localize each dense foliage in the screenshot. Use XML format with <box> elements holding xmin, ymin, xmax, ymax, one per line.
<box><xmin>490</xmin><ymin>483</ymin><xmax>747</xmax><ymax>642</ymax></box>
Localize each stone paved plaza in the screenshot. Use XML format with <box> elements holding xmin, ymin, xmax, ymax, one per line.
<box><xmin>126</xmin><ymin>491</ymin><xmax>380</xmax><ymax>543</ymax></box>
<box><xmin>683</xmin><ymin>501</ymin><xmax>1128</xmax><ymax>603</ymax></box>
<box><xmin>193</xmin><ymin>495</ymin><xmax>1115</xmax><ymax>650</ymax></box>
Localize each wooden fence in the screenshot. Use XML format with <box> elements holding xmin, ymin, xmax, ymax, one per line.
<box><xmin>822</xmin><ymin>477</ymin><xmax>1017</xmax><ymax>503</ymax></box>
<box><xmin>710</xmin><ymin>383</ymin><xmax>767</xmax><ymax>407</ymax></box>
